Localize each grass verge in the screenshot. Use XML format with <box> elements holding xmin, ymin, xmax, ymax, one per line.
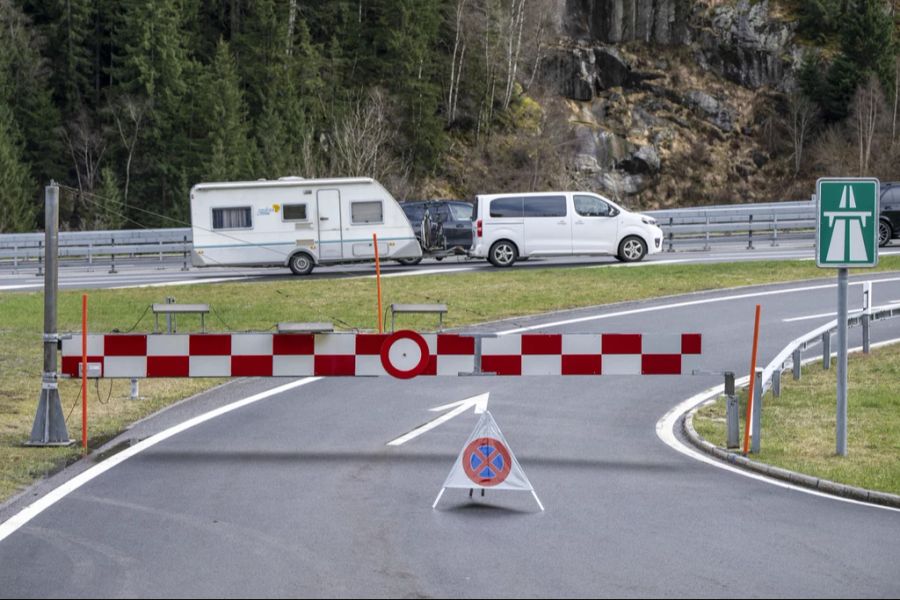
<box><xmin>693</xmin><ymin>343</ymin><xmax>900</xmax><ymax>496</ymax></box>
<box><xmin>2</xmin><ymin>256</ymin><xmax>900</xmax><ymax>503</ymax></box>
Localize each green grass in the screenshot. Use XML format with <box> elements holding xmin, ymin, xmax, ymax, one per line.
<box><xmin>2</xmin><ymin>256</ymin><xmax>900</xmax><ymax>503</ymax></box>
<box><xmin>693</xmin><ymin>343</ymin><xmax>900</xmax><ymax>495</ymax></box>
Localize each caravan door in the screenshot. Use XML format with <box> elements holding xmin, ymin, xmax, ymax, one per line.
<box><xmin>317</xmin><ymin>189</ymin><xmax>343</xmax><ymax>259</ymax></box>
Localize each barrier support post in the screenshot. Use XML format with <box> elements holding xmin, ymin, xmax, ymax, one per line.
<box><xmin>750</xmin><ymin>368</ymin><xmax>763</xmax><ymax>454</ymax></box>
<box><xmin>374</xmin><ymin>234</ymin><xmax>383</xmax><ymax>333</ymax></box>
<box><xmin>724</xmin><ymin>372</ymin><xmax>740</xmax><ymax>449</ymax></box>
<box><xmin>82</xmin><ymin>294</ymin><xmax>88</xmax><ymax>453</ymax></box>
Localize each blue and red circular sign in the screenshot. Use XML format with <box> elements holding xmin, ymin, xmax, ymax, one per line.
<box><xmin>462</xmin><ymin>437</ymin><xmax>512</xmax><ymax>487</ymax></box>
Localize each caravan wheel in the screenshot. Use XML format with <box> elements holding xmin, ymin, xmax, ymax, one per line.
<box><xmin>288</xmin><ymin>252</ymin><xmax>315</xmax><ymax>276</ymax></box>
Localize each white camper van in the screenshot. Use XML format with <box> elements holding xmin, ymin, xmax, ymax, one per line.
<box><xmin>470</xmin><ymin>191</ymin><xmax>663</xmax><ymax>266</ymax></box>
<box><xmin>190</xmin><ymin>177</ymin><xmax>422</xmax><ymax>275</ymax></box>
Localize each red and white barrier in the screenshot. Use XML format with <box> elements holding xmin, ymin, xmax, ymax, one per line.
<box><xmin>61</xmin><ymin>331</ymin><xmax>701</xmax><ymax>379</ymax></box>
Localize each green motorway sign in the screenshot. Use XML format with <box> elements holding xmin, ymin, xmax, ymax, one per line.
<box><xmin>816</xmin><ymin>178</ymin><xmax>880</xmax><ymax>268</ymax></box>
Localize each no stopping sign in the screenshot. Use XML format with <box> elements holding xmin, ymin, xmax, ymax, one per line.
<box><xmin>380</xmin><ymin>330</ymin><xmax>430</xmax><ymax>379</ymax></box>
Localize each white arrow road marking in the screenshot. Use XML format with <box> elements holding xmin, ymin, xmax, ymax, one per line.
<box><xmin>387</xmin><ymin>393</ymin><xmax>489</xmax><ymax>447</ymax></box>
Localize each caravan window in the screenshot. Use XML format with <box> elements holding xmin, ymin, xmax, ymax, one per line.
<box><xmin>282</xmin><ymin>203</ymin><xmax>308</xmax><ymax>221</ymax></box>
<box><xmin>212</xmin><ymin>207</ymin><xmax>252</xmax><ymax>230</ymax></box>
<box><xmin>351</xmin><ymin>201</ymin><xmax>383</xmax><ymax>224</ymax></box>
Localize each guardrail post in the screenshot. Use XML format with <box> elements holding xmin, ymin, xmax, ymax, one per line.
<box><xmin>862</xmin><ymin>313</ymin><xmax>870</xmax><ymax>354</ymax></box>
<box><xmin>725</xmin><ymin>372</ymin><xmax>740</xmax><ymax>449</ymax></box>
<box><xmin>771</xmin><ymin>212</ymin><xmax>779</xmax><ymax>247</ymax></box>
<box><xmin>747</xmin><ymin>214</ymin><xmax>754</xmax><ymax>250</ymax></box>
<box><xmin>666</xmin><ymin>217</ymin><xmax>675</xmax><ymax>252</ymax></box>
<box><xmin>822</xmin><ymin>332</ymin><xmax>831</xmax><ymax>369</ymax></box>
<box><xmin>36</xmin><ymin>240</ymin><xmax>43</xmax><ymax>276</ymax></box>
<box><xmin>792</xmin><ymin>348</ymin><xmax>801</xmax><ymax>380</ymax></box>
<box><xmin>750</xmin><ymin>368</ymin><xmax>763</xmax><ymax>454</ymax></box>
<box><xmin>704</xmin><ymin>213</ymin><xmax>710</xmax><ymax>251</ymax></box>
<box><xmin>773</xmin><ymin>369</ymin><xmax>781</xmax><ymax>397</ymax></box>
<box><xmin>108</xmin><ymin>237</ymin><xmax>118</xmax><ymax>274</ymax></box>
<box><xmin>182</xmin><ymin>235</ymin><xmax>190</xmax><ymax>271</ymax></box>
<box><xmin>13</xmin><ymin>244</ymin><xmax>18</xmax><ymax>272</ymax></box>
<box><xmin>87</xmin><ymin>242</ymin><xmax>93</xmax><ymax>271</ymax></box>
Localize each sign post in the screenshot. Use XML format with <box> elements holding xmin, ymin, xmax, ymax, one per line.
<box><xmin>815</xmin><ymin>178</ymin><xmax>879</xmax><ymax>456</ymax></box>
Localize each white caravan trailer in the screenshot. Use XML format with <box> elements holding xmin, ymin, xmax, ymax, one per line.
<box><xmin>190</xmin><ymin>177</ymin><xmax>421</xmax><ymax>275</ymax></box>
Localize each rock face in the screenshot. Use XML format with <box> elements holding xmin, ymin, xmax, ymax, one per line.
<box><xmin>696</xmin><ymin>0</ymin><xmax>799</xmax><ymax>90</ymax></box>
<box><xmin>563</xmin><ymin>0</ymin><xmax>691</xmax><ymax>45</ymax></box>
<box><xmin>543</xmin><ymin>0</ymin><xmax>801</xmax><ymax>206</ymax></box>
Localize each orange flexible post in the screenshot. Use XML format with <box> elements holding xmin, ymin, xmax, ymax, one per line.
<box><xmin>743</xmin><ymin>304</ymin><xmax>761</xmax><ymax>455</ymax></box>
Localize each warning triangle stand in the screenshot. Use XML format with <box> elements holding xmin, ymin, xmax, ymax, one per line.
<box><xmin>433</xmin><ymin>411</ymin><xmax>544</xmax><ymax>511</ymax></box>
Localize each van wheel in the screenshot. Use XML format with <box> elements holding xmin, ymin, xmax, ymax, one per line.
<box><xmin>396</xmin><ymin>257</ymin><xmax>422</xmax><ymax>266</ymax></box>
<box><xmin>288</xmin><ymin>252</ymin><xmax>315</xmax><ymax>275</ymax></box>
<box><xmin>617</xmin><ymin>236</ymin><xmax>647</xmax><ymax>262</ymax></box>
<box><xmin>488</xmin><ymin>241</ymin><xmax>518</xmax><ymax>267</ymax></box>
<box><xmin>879</xmin><ymin>220</ymin><xmax>892</xmax><ymax>247</ymax></box>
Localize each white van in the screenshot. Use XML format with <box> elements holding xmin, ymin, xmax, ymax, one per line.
<box><xmin>471</xmin><ymin>192</ymin><xmax>663</xmax><ymax>266</ymax></box>
<box><xmin>190</xmin><ymin>177</ymin><xmax>421</xmax><ymax>275</ymax></box>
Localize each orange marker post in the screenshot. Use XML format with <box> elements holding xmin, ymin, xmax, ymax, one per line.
<box><xmin>81</xmin><ymin>294</ymin><xmax>88</xmax><ymax>453</ymax></box>
<box><xmin>374</xmin><ymin>234</ymin><xmax>383</xmax><ymax>333</ymax></box>
<box><xmin>743</xmin><ymin>304</ymin><xmax>761</xmax><ymax>455</ymax></box>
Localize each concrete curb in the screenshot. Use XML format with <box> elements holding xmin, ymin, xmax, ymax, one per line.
<box><xmin>683</xmin><ymin>402</ymin><xmax>900</xmax><ymax>510</ymax></box>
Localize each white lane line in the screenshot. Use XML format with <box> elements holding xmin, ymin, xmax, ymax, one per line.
<box><xmin>783</xmin><ymin>310</ymin><xmax>863</xmax><ymax>323</ymax></box>
<box><xmin>106</xmin><ymin>276</ymin><xmax>255</xmax><ymax>289</ymax></box>
<box><xmin>0</xmin><ymin>284</ymin><xmax>42</xmax><ymax>291</ymax></box>
<box><xmin>497</xmin><ymin>275</ymin><xmax>900</xmax><ymax>335</ymax></box>
<box><xmin>0</xmin><ymin>377</ymin><xmax>321</xmax><ymax>543</ymax></box>
<box><xmin>655</xmin><ymin>338</ymin><xmax>900</xmax><ymax>514</ymax></box>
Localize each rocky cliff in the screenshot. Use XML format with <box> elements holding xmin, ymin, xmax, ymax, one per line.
<box><xmin>543</xmin><ymin>0</ymin><xmax>802</xmax><ymax>207</ymax></box>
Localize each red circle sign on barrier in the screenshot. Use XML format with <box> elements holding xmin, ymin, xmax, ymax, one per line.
<box><xmin>462</xmin><ymin>437</ymin><xmax>512</xmax><ymax>487</ymax></box>
<box><xmin>380</xmin><ymin>330</ymin><xmax>430</xmax><ymax>379</ymax></box>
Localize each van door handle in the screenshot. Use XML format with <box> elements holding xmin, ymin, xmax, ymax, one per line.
<box><xmin>557</xmin><ymin>220</ymin><xmax>567</xmax><ymax>225</ymax></box>
<box><xmin>320</xmin><ymin>217</ymin><xmax>329</xmax><ymax>221</ymax></box>
<box><xmin>575</xmin><ymin>221</ymin><xmax>585</xmax><ymax>225</ymax></box>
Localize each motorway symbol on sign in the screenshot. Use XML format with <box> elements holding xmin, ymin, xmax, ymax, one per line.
<box><xmin>816</xmin><ymin>178</ymin><xmax>879</xmax><ymax>268</ymax></box>
<box><xmin>433</xmin><ymin>411</ymin><xmax>543</xmax><ymax>511</ymax></box>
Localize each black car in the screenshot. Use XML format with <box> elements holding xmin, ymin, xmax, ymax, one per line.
<box><xmin>399</xmin><ymin>200</ymin><xmax>474</xmax><ymax>262</ymax></box>
<box><xmin>880</xmin><ymin>182</ymin><xmax>900</xmax><ymax>247</ymax></box>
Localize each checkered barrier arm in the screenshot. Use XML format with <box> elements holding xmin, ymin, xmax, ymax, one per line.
<box><xmin>60</xmin><ymin>332</ymin><xmax>702</xmax><ymax>379</ymax></box>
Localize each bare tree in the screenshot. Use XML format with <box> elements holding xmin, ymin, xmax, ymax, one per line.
<box><xmin>784</xmin><ymin>91</ymin><xmax>819</xmax><ymax>175</ymax></box>
<box><xmin>447</xmin><ymin>0</ymin><xmax>468</xmax><ymax>126</ymax></box>
<box><xmin>893</xmin><ymin>54</ymin><xmax>899</xmax><ymax>148</ymax></box>
<box><xmin>850</xmin><ymin>75</ymin><xmax>886</xmax><ymax>176</ymax></box>
<box><xmin>107</xmin><ymin>95</ymin><xmax>148</xmax><ymax>209</ymax></box>
<box><xmin>329</xmin><ymin>89</ymin><xmax>408</xmax><ymax>182</ymax></box>
<box><xmin>501</xmin><ymin>0</ymin><xmax>526</xmax><ymax>110</ymax></box>
<box><xmin>60</xmin><ymin>110</ymin><xmax>106</xmax><ymax>228</ymax></box>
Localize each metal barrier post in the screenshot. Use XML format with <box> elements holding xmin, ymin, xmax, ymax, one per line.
<box><xmin>36</xmin><ymin>240</ymin><xmax>43</xmax><ymax>276</ymax></box>
<box><xmin>747</xmin><ymin>214</ymin><xmax>754</xmax><ymax>250</ymax></box>
<box><xmin>773</xmin><ymin>369</ymin><xmax>781</xmax><ymax>397</ymax></box>
<box><xmin>166</xmin><ymin>296</ymin><xmax>176</xmax><ymax>333</ymax></box>
<box><xmin>724</xmin><ymin>372</ymin><xmax>740</xmax><ymax>449</ymax></box>
<box><xmin>87</xmin><ymin>243</ymin><xmax>94</xmax><ymax>271</ymax></box>
<box><xmin>182</xmin><ymin>235</ymin><xmax>190</xmax><ymax>271</ymax></box>
<box><xmin>792</xmin><ymin>348</ymin><xmax>802</xmax><ymax>380</ymax></box>
<box><xmin>28</xmin><ymin>182</ymin><xmax>71</xmax><ymax>446</ymax></box>
<box><xmin>862</xmin><ymin>281</ymin><xmax>872</xmax><ymax>354</ymax></box>
<box><xmin>822</xmin><ymin>332</ymin><xmax>831</xmax><ymax>369</ymax></box>
<box><xmin>750</xmin><ymin>368</ymin><xmax>763</xmax><ymax>454</ymax></box>
<box><xmin>109</xmin><ymin>237</ymin><xmax>118</xmax><ymax>274</ymax></box>
<box><xmin>771</xmin><ymin>212</ymin><xmax>779</xmax><ymax>247</ymax></box>
<box><xmin>704</xmin><ymin>213</ymin><xmax>710</xmax><ymax>251</ymax></box>
<box><xmin>158</xmin><ymin>240</ymin><xmax>164</xmax><ymax>269</ymax></box>
<box><xmin>667</xmin><ymin>217</ymin><xmax>675</xmax><ymax>252</ymax></box>
<box><xmin>13</xmin><ymin>244</ymin><xmax>18</xmax><ymax>272</ymax></box>
<box><xmin>131</xmin><ymin>378</ymin><xmax>140</xmax><ymax>400</ymax></box>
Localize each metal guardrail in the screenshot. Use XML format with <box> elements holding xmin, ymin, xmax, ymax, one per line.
<box><xmin>646</xmin><ymin>201</ymin><xmax>816</xmax><ymax>251</ymax></box>
<box><xmin>0</xmin><ymin>200</ymin><xmax>823</xmax><ymax>272</ymax></box>
<box><xmin>0</xmin><ymin>228</ymin><xmax>192</xmax><ymax>272</ymax></box>
<box><xmin>740</xmin><ymin>301</ymin><xmax>900</xmax><ymax>453</ymax></box>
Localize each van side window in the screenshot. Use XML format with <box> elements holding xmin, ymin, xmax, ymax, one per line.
<box><xmin>490</xmin><ymin>197</ymin><xmax>523</xmax><ymax>218</ymax></box>
<box><xmin>212</xmin><ymin>207</ymin><xmax>252</xmax><ymax>230</ymax></box>
<box><xmin>523</xmin><ymin>195</ymin><xmax>567</xmax><ymax>217</ymax></box>
<box><xmin>351</xmin><ymin>201</ymin><xmax>383</xmax><ymax>224</ymax></box>
<box><xmin>282</xmin><ymin>203</ymin><xmax>307</xmax><ymax>221</ymax></box>
<box><xmin>574</xmin><ymin>195</ymin><xmax>611</xmax><ymax>217</ymax></box>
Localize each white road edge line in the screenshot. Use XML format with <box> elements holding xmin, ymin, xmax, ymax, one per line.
<box><xmin>655</xmin><ymin>337</ymin><xmax>900</xmax><ymax>514</ymax></box>
<box><xmin>783</xmin><ymin>309</ymin><xmax>863</xmax><ymax>323</ymax></box>
<box><xmin>497</xmin><ymin>275</ymin><xmax>900</xmax><ymax>335</ymax></box>
<box><xmin>0</xmin><ymin>377</ymin><xmax>321</xmax><ymax>543</ymax></box>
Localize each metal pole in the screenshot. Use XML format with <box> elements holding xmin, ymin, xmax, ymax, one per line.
<box><xmin>771</xmin><ymin>212</ymin><xmax>779</xmax><ymax>247</ymax></box>
<box><xmin>725</xmin><ymin>372</ymin><xmax>740</xmax><ymax>449</ymax></box>
<box><xmin>750</xmin><ymin>368</ymin><xmax>763</xmax><ymax>454</ymax></box>
<box><xmin>822</xmin><ymin>332</ymin><xmax>831</xmax><ymax>369</ymax></box>
<box><xmin>792</xmin><ymin>348</ymin><xmax>802</xmax><ymax>380</ymax></box>
<box><xmin>131</xmin><ymin>378</ymin><xmax>140</xmax><ymax>400</ymax></box>
<box><xmin>109</xmin><ymin>237</ymin><xmax>117</xmax><ymax>274</ymax></box>
<box><xmin>747</xmin><ymin>214</ymin><xmax>754</xmax><ymax>250</ymax></box>
<box><xmin>667</xmin><ymin>217</ymin><xmax>674</xmax><ymax>252</ymax></box>
<box><xmin>837</xmin><ymin>268</ymin><xmax>849</xmax><ymax>456</ymax></box>
<box><xmin>36</xmin><ymin>239</ymin><xmax>43</xmax><ymax>276</ymax></box>
<box><xmin>182</xmin><ymin>235</ymin><xmax>190</xmax><ymax>271</ymax></box>
<box><xmin>28</xmin><ymin>182</ymin><xmax>72</xmax><ymax>446</ymax></box>
<box><xmin>862</xmin><ymin>281</ymin><xmax>872</xmax><ymax>354</ymax></box>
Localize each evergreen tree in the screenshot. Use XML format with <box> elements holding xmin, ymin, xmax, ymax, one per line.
<box><xmin>94</xmin><ymin>167</ymin><xmax>125</xmax><ymax>229</ymax></box>
<box><xmin>0</xmin><ymin>104</ymin><xmax>36</xmax><ymax>232</ymax></box>
<box><xmin>199</xmin><ymin>39</ymin><xmax>255</xmax><ymax>181</ymax></box>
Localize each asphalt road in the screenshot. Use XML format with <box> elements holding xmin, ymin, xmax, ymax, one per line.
<box><xmin>1</xmin><ymin>274</ymin><xmax>900</xmax><ymax>597</ymax></box>
<box><xmin>4</xmin><ymin>241</ymin><xmax>900</xmax><ymax>291</ymax></box>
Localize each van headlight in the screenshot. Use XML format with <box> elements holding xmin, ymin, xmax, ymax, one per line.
<box><xmin>641</xmin><ymin>216</ymin><xmax>657</xmax><ymax>226</ymax></box>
